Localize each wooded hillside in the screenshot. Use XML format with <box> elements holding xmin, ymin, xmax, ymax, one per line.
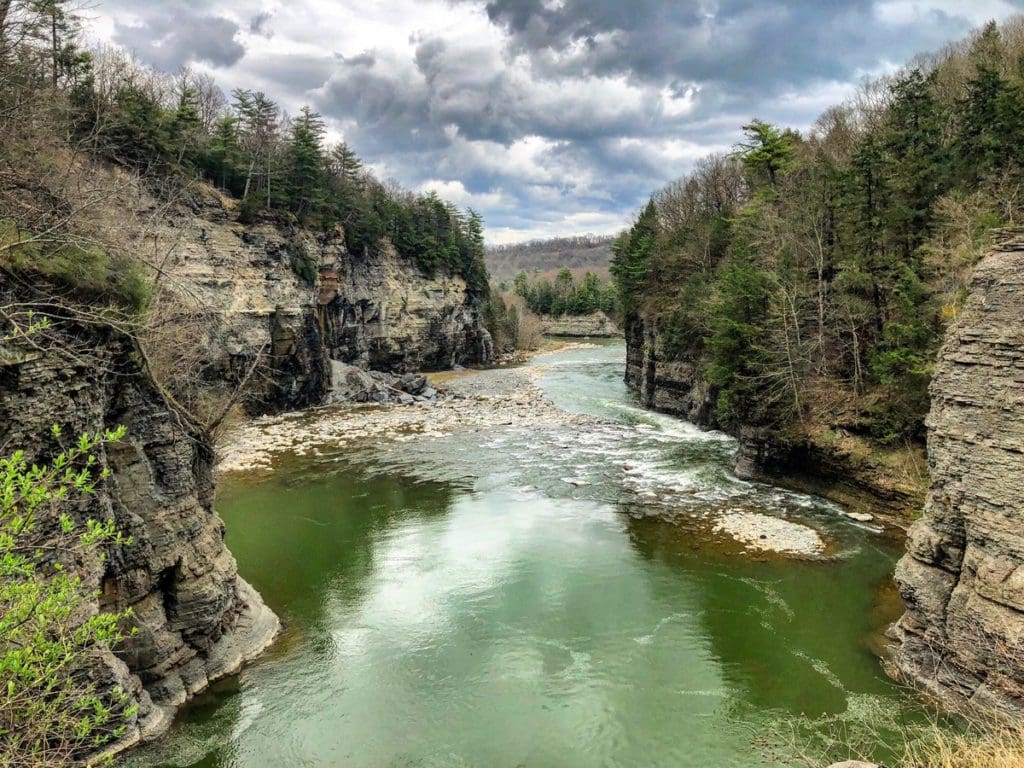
<box><xmin>613</xmin><ymin>19</ymin><xmax>1024</xmax><ymax>448</ymax></box>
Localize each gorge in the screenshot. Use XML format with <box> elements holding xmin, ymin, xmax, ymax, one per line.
<box><xmin>3</xmin><ymin>3</ymin><xmax>1024</xmax><ymax>767</ymax></box>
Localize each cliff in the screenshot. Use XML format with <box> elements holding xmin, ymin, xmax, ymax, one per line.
<box><xmin>0</xmin><ymin>282</ymin><xmax>280</xmax><ymax>753</ymax></box>
<box><xmin>623</xmin><ymin>316</ymin><xmax>927</xmax><ymax>526</ymax></box>
<box><xmin>891</xmin><ymin>234</ymin><xmax>1024</xmax><ymax>715</ymax></box>
<box><xmin>540</xmin><ymin>311</ymin><xmax>621</xmax><ymax>338</ymax></box>
<box><xmin>106</xmin><ymin>181</ymin><xmax>492</xmax><ymax>413</ymax></box>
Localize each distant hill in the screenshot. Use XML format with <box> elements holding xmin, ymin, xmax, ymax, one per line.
<box><xmin>486</xmin><ymin>235</ymin><xmax>615</xmax><ymax>281</ymax></box>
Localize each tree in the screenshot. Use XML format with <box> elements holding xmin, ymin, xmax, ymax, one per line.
<box><xmin>232</xmin><ymin>89</ymin><xmax>279</xmax><ymax>206</ymax></box>
<box><xmin>287</xmin><ymin>105</ymin><xmax>326</xmax><ymax>218</ymax></box>
<box><xmin>329</xmin><ymin>142</ymin><xmax>362</xmax><ymax>187</ymax></box>
<box><xmin>734</xmin><ymin>119</ymin><xmax>795</xmax><ymax>188</ymax></box>
<box><xmin>0</xmin><ymin>424</ymin><xmax>137</xmax><ymax>767</ymax></box>
<box><xmin>168</xmin><ymin>86</ymin><xmax>202</xmax><ymax>167</ymax></box>
<box><xmin>611</xmin><ymin>199</ymin><xmax>658</xmax><ymax>313</ymax></box>
<box><xmin>207</xmin><ymin>114</ymin><xmax>243</xmax><ymax>191</ymax></box>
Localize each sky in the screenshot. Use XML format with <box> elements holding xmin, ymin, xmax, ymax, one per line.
<box><xmin>83</xmin><ymin>0</ymin><xmax>1024</xmax><ymax>244</ymax></box>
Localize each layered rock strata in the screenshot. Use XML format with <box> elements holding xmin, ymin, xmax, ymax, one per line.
<box><xmin>144</xmin><ymin>187</ymin><xmax>491</xmax><ymax>412</ymax></box>
<box><xmin>540</xmin><ymin>311</ymin><xmax>621</xmax><ymax>338</ymax></box>
<box><xmin>0</xmin><ymin>287</ymin><xmax>279</xmax><ymax>753</ymax></box>
<box><xmin>891</xmin><ymin>235</ymin><xmax>1024</xmax><ymax>715</ymax></box>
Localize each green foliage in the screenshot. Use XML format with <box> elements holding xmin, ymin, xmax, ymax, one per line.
<box><xmin>619</xmin><ymin>24</ymin><xmax>1024</xmax><ymax>444</ymax></box>
<box><xmin>69</xmin><ymin>69</ymin><xmax>491</xmax><ymax>291</ymax></box>
<box><xmin>512</xmin><ymin>268</ymin><xmax>616</xmax><ymax>316</ymax></box>
<box><xmin>0</xmin><ymin>221</ymin><xmax>151</xmax><ymax>312</ymax></box>
<box><xmin>610</xmin><ymin>200</ymin><xmax>657</xmax><ymax>313</ymax></box>
<box><xmin>0</xmin><ymin>425</ymin><xmax>137</xmax><ymax>767</ymax></box>
<box><xmin>287</xmin><ymin>238</ymin><xmax>318</xmax><ymax>286</ymax></box>
<box><xmin>733</xmin><ymin>119</ymin><xmax>796</xmax><ymax>188</ymax></box>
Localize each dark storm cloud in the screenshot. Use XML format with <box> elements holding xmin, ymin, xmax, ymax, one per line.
<box><xmin>476</xmin><ymin>0</ymin><xmax>984</xmax><ymax>93</ymax></box>
<box><xmin>110</xmin><ymin>3</ymin><xmax>246</xmax><ymax>71</ymax></box>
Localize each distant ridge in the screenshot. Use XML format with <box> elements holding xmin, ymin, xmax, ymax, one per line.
<box><xmin>486</xmin><ymin>235</ymin><xmax>615</xmax><ymax>280</ymax></box>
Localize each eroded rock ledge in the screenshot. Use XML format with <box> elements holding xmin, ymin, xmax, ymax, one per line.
<box><xmin>0</xmin><ymin>286</ymin><xmax>280</xmax><ymax>755</ymax></box>
<box><xmin>891</xmin><ymin>233</ymin><xmax>1024</xmax><ymax>716</ymax></box>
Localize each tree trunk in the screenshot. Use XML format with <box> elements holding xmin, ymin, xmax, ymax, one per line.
<box><xmin>50</xmin><ymin>6</ymin><xmax>58</xmax><ymax>88</ymax></box>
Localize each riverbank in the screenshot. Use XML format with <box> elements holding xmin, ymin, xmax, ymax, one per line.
<box><xmin>218</xmin><ymin>344</ymin><xmax>856</xmax><ymax>560</ymax></box>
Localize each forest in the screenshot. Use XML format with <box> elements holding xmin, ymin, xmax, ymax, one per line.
<box><xmin>612</xmin><ymin>19</ymin><xmax>1024</xmax><ymax>447</ymax></box>
<box><xmin>2</xmin><ymin>0</ymin><xmax>488</xmax><ymax>296</ymax></box>
<box><xmin>486</xmin><ymin>235</ymin><xmax>614</xmax><ymax>279</ymax></box>
<box><xmin>510</xmin><ymin>269</ymin><xmax>617</xmax><ymax>317</ymax></box>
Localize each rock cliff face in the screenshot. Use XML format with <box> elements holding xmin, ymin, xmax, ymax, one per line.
<box><xmin>623</xmin><ymin>315</ymin><xmax>925</xmax><ymax>525</ymax></box>
<box><xmin>540</xmin><ymin>311</ymin><xmax>622</xmax><ymax>338</ymax></box>
<box><xmin>0</xmin><ymin>284</ymin><xmax>280</xmax><ymax>753</ymax></box>
<box><xmin>891</xmin><ymin>235</ymin><xmax>1024</xmax><ymax>715</ymax></box>
<box><xmin>132</xmin><ymin>185</ymin><xmax>491</xmax><ymax>412</ymax></box>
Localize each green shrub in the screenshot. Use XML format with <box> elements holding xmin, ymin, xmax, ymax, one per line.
<box><xmin>0</xmin><ymin>425</ymin><xmax>137</xmax><ymax>767</ymax></box>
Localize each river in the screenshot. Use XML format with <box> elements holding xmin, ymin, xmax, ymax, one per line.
<box><xmin>125</xmin><ymin>341</ymin><xmax>916</xmax><ymax>768</ymax></box>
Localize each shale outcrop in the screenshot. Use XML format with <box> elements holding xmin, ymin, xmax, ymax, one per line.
<box><xmin>540</xmin><ymin>311</ymin><xmax>621</xmax><ymax>338</ymax></box>
<box><xmin>891</xmin><ymin>234</ymin><xmax>1024</xmax><ymax>715</ymax></box>
<box><xmin>124</xmin><ymin>183</ymin><xmax>492</xmax><ymax>412</ymax></box>
<box><xmin>0</xmin><ymin>283</ymin><xmax>280</xmax><ymax>752</ymax></box>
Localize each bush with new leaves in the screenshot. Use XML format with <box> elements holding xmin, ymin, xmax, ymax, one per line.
<box><xmin>0</xmin><ymin>425</ymin><xmax>137</xmax><ymax>768</ymax></box>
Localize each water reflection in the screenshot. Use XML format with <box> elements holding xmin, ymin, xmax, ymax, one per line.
<box><xmin>123</xmin><ymin>343</ymin><xmax>916</xmax><ymax>768</ymax></box>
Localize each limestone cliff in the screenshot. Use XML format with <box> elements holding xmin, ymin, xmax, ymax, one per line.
<box><xmin>140</xmin><ymin>185</ymin><xmax>492</xmax><ymax>412</ymax></box>
<box><xmin>891</xmin><ymin>234</ymin><xmax>1024</xmax><ymax>715</ymax></box>
<box><xmin>0</xmin><ymin>283</ymin><xmax>279</xmax><ymax>753</ymax></box>
<box><xmin>540</xmin><ymin>311</ymin><xmax>622</xmax><ymax>338</ymax></box>
<box><xmin>623</xmin><ymin>315</ymin><xmax>926</xmax><ymax>525</ymax></box>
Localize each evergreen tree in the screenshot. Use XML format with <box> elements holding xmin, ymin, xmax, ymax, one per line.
<box><xmin>734</xmin><ymin>119</ymin><xmax>795</xmax><ymax>188</ymax></box>
<box><xmin>287</xmin><ymin>105</ymin><xmax>326</xmax><ymax>218</ymax></box>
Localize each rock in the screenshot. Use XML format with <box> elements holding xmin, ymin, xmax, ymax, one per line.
<box><xmin>826</xmin><ymin>762</ymin><xmax>882</xmax><ymax>768</ymax></box>
<box><xmin>0</xmin><ymin>284</ymin><xmax>279</xmax><ymax>757</ymax></box>
<box><xmin>399</xmin><ymin>373</ymin><xmax>428</xmax><ymax>395</ymax></box>
<box><xmin>845</xmin><ymin>512</ymin><xmax>874</xmax><ymax>523</ymax></box>
<box><xmin>539</xmin><ymin>310</ymin><xmax>622</xmax><ymax>338</ymax></box>
<box><xmin>397</xmin><ymin>393</ymin><xmax>414</xmax><ymax>405</ymax></box>
<box><xmin>891</xmin><ymin>231</ymin><xmax>1024</xmax><ymax>717</ymax></box>
<box><xmin>420</xmin><ymin>386</ymin><xmax>438</xmax><ymax>400</ymax></box>
<box><xmin>623</xmin><ymin>314</ymin><xmax>925</xmax><ymax>526</ymax></box>
<box><xmin>98</xmin><ymin>172</ymin><xmax>492</xmax><ymax>414</ymax></box>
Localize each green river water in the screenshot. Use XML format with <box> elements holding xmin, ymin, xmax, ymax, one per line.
<box><xmin>126</xmin><ymin>341</ymin><xmax>918</xmax><ymax>768</ymax></box>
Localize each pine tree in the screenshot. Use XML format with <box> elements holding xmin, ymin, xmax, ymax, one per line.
<box><xmin>287</xmin><ymin>105</ymin><xmax>326</xmax><ymax>218</ymax></box>
<box><xmin>734</xmin><ymin>119</ymin><xmax>795</xmax><ymax>188</ymax></box>
<box><xmin>330</xmin><ymin>142</ymin><xmax>363</xmax><ymax>187</ymax></box>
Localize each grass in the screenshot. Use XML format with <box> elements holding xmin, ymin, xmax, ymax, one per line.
<box><xmin>899</xmin><ymin>723</ymin><xmax>1024</xmax><ymax>768</ymax></box>
<box><xmin>0</xmin><ymin>219</ymin><xmax>151</xmax><ymax>312</ymax></box>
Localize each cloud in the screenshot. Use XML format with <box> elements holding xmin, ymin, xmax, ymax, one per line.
<box><xmin>82</xmin><ymin>0</ymin><xmax>1024</xmax><ymax>243</ymax></box>
<box><xmin>109</xmin><ymin>3</ymin><xmax>247</xmax><ymax>70</ymax></box>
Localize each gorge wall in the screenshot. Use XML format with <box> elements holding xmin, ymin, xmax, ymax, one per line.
<box><xmin>540</xmin><ymin>311</ymin><xmax>622</xmax><ymax>338</ymax></box>
<box><xmin>623</xmin><ymin>316</ymin><xmax>926</xmax><ymax>526</ymax></box>
<box><xmin>0</xmin><ymin>283</ymin><xmax>280</xmax><ymax>753</ymax></box>
<box><xmin>129</xmin><ymin>183</ymin><xmax>492</xmax><ymax>412</ymax></box>
<box><xmin>891</xmin><ymin>234</ymin><xmax>1024</xmax><ymax>715</ymax></box>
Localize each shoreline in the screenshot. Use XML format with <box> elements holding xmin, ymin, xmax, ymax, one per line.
<box><xmin>217</xmin><ymin>344</ymin><xmax>836</xmax><ymax>560</ymax></box>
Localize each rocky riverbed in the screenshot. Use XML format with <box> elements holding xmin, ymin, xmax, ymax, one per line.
<box><xmin>218</xmin><ymin>347</ymin><xmax>836</xmax><ymax>560</ymax></box>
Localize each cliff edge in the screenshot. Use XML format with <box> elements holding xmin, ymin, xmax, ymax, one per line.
<box><xmin>891</xmin><ymin>233</ymin><xmax>1024</xmax><ymax>715</ymax></box>
<box><xmin>0</xmin><ymin>281</ymin><xmax>280</xmax><ymax>753</ymax></box>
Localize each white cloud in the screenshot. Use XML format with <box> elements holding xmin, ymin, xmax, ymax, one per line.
<box><xmin>80</xmin><ymin>0</ymin><xmax>1024</xmax><ymax>244</ymax></box>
